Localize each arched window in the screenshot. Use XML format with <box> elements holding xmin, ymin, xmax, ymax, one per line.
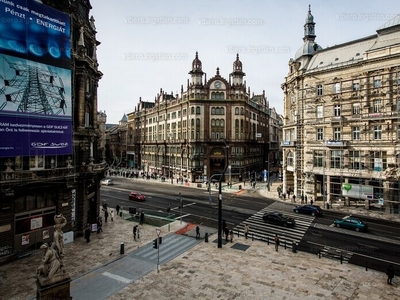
<box><xmin>196</xmin><ymin>106</ymin><xmax>200</xmax><ymax>114</ymax></box>
<box><xmin>235</xmin><ymin>107</ymin><xmax>239</xmax><ymax>115</ymax></box>
<box><xmin>211</xmin><ymin>107</ymin><xmax>216</xmax><ymax>115</ymax></box>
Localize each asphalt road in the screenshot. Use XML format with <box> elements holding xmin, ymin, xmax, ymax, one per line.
<box><xmin>100</xmin><ymin>177</ymin><xmax>400</xmax><ymax>273</ymax></box>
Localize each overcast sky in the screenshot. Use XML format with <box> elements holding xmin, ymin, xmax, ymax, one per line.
<box><xmin>90</xmin><ymin>0</ymin><xmax>399</xmax><ymax>124</ymax></box>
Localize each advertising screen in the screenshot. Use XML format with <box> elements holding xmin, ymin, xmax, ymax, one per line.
<box><xmin>0</xmin><ymin>0</ymin><xmax>72</xmax><ymax>157</ymax></box>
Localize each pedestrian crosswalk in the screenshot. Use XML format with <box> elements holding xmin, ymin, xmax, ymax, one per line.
<box><xmin>232</xmin><ymin>201</ymin><xmax>315</xmax><ymax>246</ymax></box>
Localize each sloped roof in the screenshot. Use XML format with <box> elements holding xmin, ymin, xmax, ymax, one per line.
<box><xmin>378</xmin><ymin>14</ymin><xmax>400</xmax><ymax>31</ymax></box>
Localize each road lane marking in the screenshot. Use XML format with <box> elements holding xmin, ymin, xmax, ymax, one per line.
<box><xmin>102</xmin><ymin>272</ymin><xmax>132</xmax><ymax>283</ymax></box>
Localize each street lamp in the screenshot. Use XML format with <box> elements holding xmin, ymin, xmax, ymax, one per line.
<box><xmin>217</xmin><ymin>139</ymin><xmax>229</xmax><ymax>249</ymax></box>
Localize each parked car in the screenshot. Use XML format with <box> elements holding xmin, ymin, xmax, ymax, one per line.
<box><xmin>294</xmin><ymin>205</ymin><xmax>322</xmax><ymax>216</ymax></box>
<box><xmin>100</xmin><ymin>179</ymin><xmax>113</xmax><ymax>185</ymax></box>
<box><xmin>128</xmin><ymin>192</ymin><xmax>146</xmax><ymax>202</ymax></box>
<box><xmin>262</xmin><ymin>212</ymin><xmax>296</xmax><ymax>227</ymax></box>
<box><xmin>334</xmin><ymin>216</ymin><xmax>368</xmax><ymax>232</ymax></box>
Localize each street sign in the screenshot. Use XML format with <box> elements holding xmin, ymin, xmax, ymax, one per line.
<box><xmin>155</xmin><ymin>229</ymin><xmax>161</xmax><ymax>236</ymax></box>
<box><xmin>256</xmin><ymin>133</ymin><xmax>262</xmax><ymax>138</ymax></box>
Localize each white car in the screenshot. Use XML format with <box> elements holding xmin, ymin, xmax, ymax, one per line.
<box><xmin>101</xmin><ymin>179</ymin><xmax>113</xmax><ymax>185</ymax></box>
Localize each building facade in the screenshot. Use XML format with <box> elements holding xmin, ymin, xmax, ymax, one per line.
<box><xmin>0</xmin><ymin>0</ymin><xmax>105</xmax><ymax>258</ymax></box>
<box><xmin>282</xmin><ymin>7</ymin><xmax>400</xmax><ymax>213</ymax></box>
<box><xmin>127</xmin><ymin>53</ymin><xmax>270</xmax><ymax>183</ymax></box>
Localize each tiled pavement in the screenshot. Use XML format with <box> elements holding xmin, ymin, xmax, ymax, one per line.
<box><xmin>0</xmin><ymin>178</ymin><xmax>399</xmax><ymax>300</ymax></box>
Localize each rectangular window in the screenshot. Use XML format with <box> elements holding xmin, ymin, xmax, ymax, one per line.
<box><xmin>313</xmin><ymin>150</ymin><xmax>325</xmax><ymax>167</ymax></box>
<box><xmin>316</xmin><ymin>128</ymin><xmax>323</xmax><ymax>141</ymax></box>
<box><xmin>373</xmin><ymin>77</ymin><xmax>382</xmax><ymax>88</ymax></box>
<box><xmin>333</xmin><ymin>127</ymin><xmax>341</xmax><ymax>140</ymax></box>
<box><xmin>352</xmin><ymin>81</ymin><xmax>360</xmax><ymax>91</ymax></box>
<box><xmin>334</xmin><ymin>104</ymin><xmax>341</xmax><ymax>116</ymax></box>
<box><xmin>349</xmin><ymin>150</ymin><xmax>363</xmax><ymax>170</ymax></box>
<box><xmin>352</xmin><ymin>126</ymin><xmax>360</xmax><ymax>140</ymax></box>
<box><xmin>373</xmin><ymin>99</ymin><xmax>382</xmax><ymax>113</ymax></box>
<box><xmin>29</xmin><ymin>156</ymin><xmax>44</xmax><ymax>170</ymax></box>
<box><xmin>316</xmin><ymin>106</ymin><xmax>323</xmax><ymax>118</ymax></box>
<box><xmin>317</xmin><ymin>84</ymin><xmax>323</xmax><ymax>96</ymax></box>
<box><xmin>330</xmin><ymin>150</ymin><xmax>344</xmax><ymax>169</ymax></box>
<box><xmin>333</xmin><ymin>82</ymin><xmax>341</xmax><ymax>94</ymax></box>
<box><xmin>374</xmin><ymin>125</ymin><xmax>382</xmax><ymax>140</ymax></box>
<box><xmin>352</xmin><ymin>104</ymin><xmax>361</xmax><ymax>115</ymax></box>
<box><xmin>369</xmin><ymin>151</ymin><xmax>387</xmax><ymax>171</ymax></box>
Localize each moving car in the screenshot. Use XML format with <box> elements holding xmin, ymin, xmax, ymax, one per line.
<box><xmin>334</xmin><ymin>216</ymin><xmax>368</xmax><ymax>232</ymax></box>
<box><xmin>100</xmin><ymin>179</ymin><xmax>113</xmax><ymax>185</ymax></box>
<box><xmin>262</xmin><ymin>212</ymin><xmax>296</xmax><ymax>227</ymax></box>
<box><xmin>129</xmin><ymin>192</ymin><xmax>146</xmax><ymax>202</ymax></box>
<box><xmin>293</xmin><ymin>205</ymin><xmax>322</xmax><ymax>216</ymax></box>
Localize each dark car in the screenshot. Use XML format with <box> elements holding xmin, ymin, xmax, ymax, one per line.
<box><xmin>294</xmin><ymin>205</ymin><xmax>322</xmax><ymax>216</ymax></box>
<box><xmin>128</xmin><ymin>192</ymin><xmax>146</xmax><ymax>202</ymax></box>
<box><xmin>334</xmin><ymin>216</ymin><xmax>368</xmax><ymax>232</ymax></box>
<box><xmin>262</xmin><ymin>212</ymin><xmax>296</xmax><ymax>227</ymax></box>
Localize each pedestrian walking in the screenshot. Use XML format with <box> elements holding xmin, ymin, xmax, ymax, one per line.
<box><xmin>84</xmin><ymin>224</ymin><xmax>91</xmax><ymax>243</ymax></box>
<box><xmin>97</xmin><ymin>217</ymin><xmax>103</xmax><ymax>233</ymax></box>
<box><xmin>133</xmin><ymin>225</ymin><xmax>137</xmax><ymax>241</ymax></box>
<box><xmin>224</xmin><ymin>227</ymin><xmax>229</xmax><ymax>241</ymax></box>
<box><xmin>116</xmin><ymin>204</ymin><xmax>120</xmax><ymax>216</ymax></box>
<box><xmin>229</xmin><ymin>230</ymin><xmax>234</xmax><ymax>243</ymax></box>
<box><xmin>110</xmin><ymin>210</ymin><xmax>114</xmax><ymax>222</ymax></box>
<box><xmin>139</xmin><ymin>211</ymin><xmax>145</xmax><ymax>225</ymax></box>
<box><xmin>137</xmin><ymin>227</ymin><xmax>141</xmax><ymax>240</ymax></box>
<box><xmin>274</xmin><ymin>234</ymin><xmax>280</xmax><ymax>251</ymax></box>
<box><xmin>292</xmin><ymin>194</ymin><xmax>296</xmax><ymax>203</ymax></box>
<box><xmin>196</xmin><ymin>225</ymin><xmax>200</xmax><ymax>240</ymax></box>
<box><xmin>104</xmin><ymin>210</ymin><xmax>109</xmax><ymax>223</ymax></box>
<box><xmin>301</xmin><ymin>194</ymin><xmax>304</xmax><ymax>204</ymax></box>
<box><xmin>386</xmin><ymin>264</ymin><xmax>395</xmax><ymax>285</ymax></box>
<box><xmin>310</xmin><ymin>198</ymin><xmax>314</xmax><ymax>205</ymax></box>
<box><xmin>305</xmin><ymin>195</ymin><xmax>308</xmax><ymax>204</ymax></box>
<box><xmin>244</xmin><ymin>223</ymin><xmax>249</xmax><ymax>239</ymax></box>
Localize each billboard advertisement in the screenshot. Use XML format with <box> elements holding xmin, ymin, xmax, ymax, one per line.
<box><xmin>0</xmin><ymin>0</ymin><xmax>72</xmax><ymax>157</ymax></box>
<box><xmin>342</xmin><ymin>183</ymin><xmax>374</xmax><ymax>200</ymax></box>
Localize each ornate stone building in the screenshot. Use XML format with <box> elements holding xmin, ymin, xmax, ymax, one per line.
<box><xmin>282</xmin><ymin>7</ymin><xmax>400</xmax><ymax>213</ymax></box>
<box><xmin>127</xmin><ymin>53</ymin><xmax>270</xmax><ymax>183</ymax></box>
<box><xmin>0</xmin><ymin>0</ymin><xmax>106</xmax><ymax>257</ymax></box>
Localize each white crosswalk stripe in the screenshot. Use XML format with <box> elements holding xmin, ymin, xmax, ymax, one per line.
<box><xmin>232</xmin><ymin>201</ymin><xmax>315</xmax><ymax>245</ymax></box>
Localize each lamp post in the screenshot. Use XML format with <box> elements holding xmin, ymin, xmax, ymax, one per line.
<box><xmin>217</xmin><ymin>139</ymin><xmax>229</xmax><ymax>249</ymax></box>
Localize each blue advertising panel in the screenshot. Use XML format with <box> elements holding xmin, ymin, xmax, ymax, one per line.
<box><xmin>0</xmin><ymin>0</ymin><xmax>72</xmax><ymax>157</ymax></box>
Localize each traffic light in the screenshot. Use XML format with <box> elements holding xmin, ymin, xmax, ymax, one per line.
<box><xmin>158</xmin><ymin>236</ymin><xmax>162</xmax><ymax>245</ymax></box>
<box><xmin>153</xmin><ymin>238</ymin><xmax>158</xmax><ymax>249</ymax></box>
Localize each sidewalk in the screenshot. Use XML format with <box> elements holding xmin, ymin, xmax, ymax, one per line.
<box><xmin>0</xmin><ymin>179</ymin><xmax>399</xmax><ymax>300</ymax></box>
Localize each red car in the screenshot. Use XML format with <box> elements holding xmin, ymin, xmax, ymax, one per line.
<box><xmin>128</xmin><ymin>192</ymin><xmax>146</xmax><ymax>202</ymax></box>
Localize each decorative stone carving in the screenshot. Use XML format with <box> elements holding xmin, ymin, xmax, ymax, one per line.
<box><xmin>36</xmin><ymin>243</ymin><xmax>63</xmax><ymax>279</ymax></box>
<box><xmin>53</xmin><ymin>214</ymin><xmax>67</xmax><ymax>261</ymax></box>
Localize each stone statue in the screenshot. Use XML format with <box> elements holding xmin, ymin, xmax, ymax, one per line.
<box><xmin>37</xmin><ymin>243</ymin><xmax>63</xmax><ymax>279</ymax></box>
<box><xmin>53</xmin><ymin>214</ymin><xmax>67</xmax><ymax>260</ymax></box>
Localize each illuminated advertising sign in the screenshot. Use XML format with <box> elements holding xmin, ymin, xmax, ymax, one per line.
<box><xmin>0</xmin><ymin>0</ymin><xmax>72</xmax><ymax>157</ymax></box>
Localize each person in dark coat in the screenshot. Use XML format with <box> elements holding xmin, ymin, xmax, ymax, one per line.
<box><xmin>224</xmin><ymin>227</ymin><xmax>229</xmax><ymax>241</ymax></box>
<box><xmin>116</xmin><ymin>204</ymin><xmax>120</xmax><ymax>216</ymax></box>
<box><xmin>386</xmin><ymin>265</ymin><xmax>395</xmax><ymax>285</ymax></box>
<box><xmin>196</xmin><ymin>225</ymin><xmax>200</xmax><ymax>240</ymax></box>
<box><xmin>133</xmin><ymin>225</ymin><xmax>137</xmax><ymax>241</ymax></box>
<box><xmin>139</xmin><ymin>212</ymin><xmax>145</xmax><ymax>225</ymax></box>
<box><xmin>84</xmin><ymin>224</ymin><xmax>91</xmax><ymax>243</ymax></box>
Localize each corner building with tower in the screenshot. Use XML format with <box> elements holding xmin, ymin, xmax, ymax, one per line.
<box><xmin>282</xmin><ymin>7</ymin><xmax>400</xmax><ymax>213</ymax></box>
<box><xmin>127</xmin><ymin>53</ymin><xmax>271</xmax><ymax>184</ymax></box>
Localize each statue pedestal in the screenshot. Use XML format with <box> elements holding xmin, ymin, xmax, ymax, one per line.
<box><xmin>36</xmin><ymin>272</ymin><xmax>71</xmax><ymax>300</ymax></box>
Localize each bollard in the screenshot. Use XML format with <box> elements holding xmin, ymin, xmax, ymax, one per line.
<box><xmin>237</xmin><ymin>229</ymin><xmax>240</xmax><ymax>237</ymax></box>
<box><xmin>340</xmin><ymin>254</ymin><xmax>343</xmax><ymax>264</ymax></box>
<box><xmin>120</xmin><ymin>242</ymin><xmax>124</xmax><ymax>255</ymax></box>
<box><xmin>365</xmin><ymin>261</ymin><xmax>368</xmax><ymax>271</ymax></box>
<box><xmin>252</xmin><ymin>233</ymin><xmax>254</xmax><ymax>241</ymax></box>
<box><xmin>120</xmin><ymin>212</ymin><xmax>122</xmax><ymax>217</ymax></box>
<box><xmin>318</xmin><ymin>250</ymin><xmax>321</xmax><ymax>259</ymax></box>
<box><xmin>205</xmin><ymin>232</ymin><xmax>209</xmax><ymax>243</ymax></box>
<box><xmin>284</xmin><ymin>241</ymin><xmax>287</xmax><ymax>250</ymax></box>
<box><xmin>267</xmin><ymin>237</ymin><xmax>269</xmax><ymax>245</ymax></box>
<box><xmin>292</xmin><ymin>241</ymin><xmax>297</xmax><ymax>253</ymax></box>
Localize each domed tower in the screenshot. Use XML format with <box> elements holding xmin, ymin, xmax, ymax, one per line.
<box><xmin>230</xmin><ymin>53</ymin><xmax>245</xmax><ymax>86</ymax></box>
<box><xmin>294</xmin><ymin>5</ymin><xmax>322</xmax><ymax>67</ymax></box>
<box><xmin>189</xmin><ymin>52</ymin><xmax>204</xmax><ymax>85</ymax></box>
